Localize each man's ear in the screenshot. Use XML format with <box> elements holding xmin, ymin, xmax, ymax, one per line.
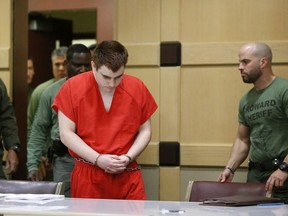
<box><xmin>260</xmin><ymin>57</ymin><xmax>268</xmax><ymax>68</ymax></box>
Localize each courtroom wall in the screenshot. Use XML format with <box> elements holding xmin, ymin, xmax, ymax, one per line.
<box><xmin>24</xmin><ymin>0</ymin><xmax>288</xmax><ymax>200</ymax></box>
<box><xmin>115</xmin><ymin>0</ymin><xmax>288</xmax><ymax>201</ymax></box>
<box><xmin>0</xmin><ymin>0</ymin><xmax>12</xmax><ymax>93</ymax></box>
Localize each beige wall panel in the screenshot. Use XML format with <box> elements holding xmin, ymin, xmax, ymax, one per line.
<box><xmin>161</xmin><ymin>0</ymin><xmax>180</xmax><ymax>41</ymax></box>
<box><xmin>0</xmin><ymin>0</ymin><xmax>11</xmax><ymax>95</ymax></box>
<box><xmin>180</xmin><ymin>167</ymin><xmax>248</xmax><ymax>201</ymax></box>
<box><xmin>137</xmin><ymin>142</ymin><xmax>159</xmax><ymax>165</ymax></box>
<box><xmin>180</xmin><ymin>66</ymin><xmax>250</xmax><ymax>143</ymax></box>
<box><xmin>160</xmin><ymin>167</ymin><xmax>180</xmax><ymax>201</ymax></box>
<box><xmin>182</xmin><ymin>43</ymin><xmax>241</xmax><ymax>65</ymax></box>
<box><xmin>182</xmin><ymin>41</ymin><xmax>288</xmax><ymax>65</ymax></box>
<box><xmin>0</xmin><ymin>0</ymin><xmax>11</xmax><ymax>47</ymax></box>
<box><xmin>125</xmin><ymin>68</ymin><xmax>160</xmax><ymax>142</ymax></box>
<box><xmin>274</xmin><ymin>67</ymin><xmax>288</xmax><ymax>79</ymax></box>
<box><xmin>180</xmin><ymin>64</ymin><xmax>288</xmax><ymax>167</ymax></box>
<box><xmin>142</xmin><ymin>166</ymin><xmax>159</xmax><ymax>200</ymax></box>
<box><xmin>180</xmin><ymin>0</ymin><xmax>288</xmax><ymax>42</ymax></box>
<box><xmin>180</xmin><ymin>143</ymin><xmax>249</xmax><ymax>167</ymax></box>
<box><xmin>116</xmin><ymin>0</ymin><xmax>161</xmax><ymax>42</ymax></box>
<box><xmin>0</xmin><ymin>48</ymin><xmax>10</xmax><ymax>69</ymax></box>
<box><xmin>268</xmin><ymin>42</ymin><xmax>288</xmax><ymax>63</ymax></box>
<box><xmin>125</xmin><ymin>43</ymin><xmax>159</xmax><ymax>66</ymax></box>
<box><xmin>180</xmin><ymin>43</ymin><xmax>288</xmax><ymax>145</ymax></box>
<box><xmin>160</xmin><ymin>67</ymin><xmax>180</xmax><ymax>141</ymax></box>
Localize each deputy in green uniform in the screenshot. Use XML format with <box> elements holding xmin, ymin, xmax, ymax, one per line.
<box><xmin>0</xmin><ymin>79</ymin><xmax>20</xmax><ymax>179</ymax></box>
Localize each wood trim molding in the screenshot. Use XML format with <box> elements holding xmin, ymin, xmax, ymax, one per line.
<box><xmin>180</xmin><ymin>143</ymin><xmax>248</xmax><ymax>167</ymax></box>
<box><xmin>0</xmin><ymin>48</ymin><xmax>9</xmax><ymax>69</ymax></box>
<box><xmin>137</xmin><ymin>142</ymin><xmax>159</xmax><ymax>165</ymax></box>
<box><xmin>182</xmin><ymin>41</ymin><xmax>288</xmax><ymax>66</ymax></box>
<box><xmin>125</xmin><ymin>43</ymin><xmax>159</xmax><ymax>66</ymax></box>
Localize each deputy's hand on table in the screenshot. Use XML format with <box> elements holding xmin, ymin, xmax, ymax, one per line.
<box><xmin>266</xmin><ymin>169</ymin><xmax>288</xmax><ymax>192</ymax></box>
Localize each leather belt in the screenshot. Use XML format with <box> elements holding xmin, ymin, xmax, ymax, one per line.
<box><xmin>248</xmin><ymin>158</ymin><xmax>282</xmax><ymax>171</ymax></box>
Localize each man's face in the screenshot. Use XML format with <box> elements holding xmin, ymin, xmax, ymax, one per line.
<box><xmin>52</xmin><ymin>55</ymin><xmax>67</xmax><ymax>80</ymax></box>
<box><xmin>27</xmin><ymin>59</ymin><xmax>35</xmax><ymax>84</ymax></box>
<box><xmin>67</xmin><ymin>53</ymin><xmax>92</xmax><ymax>78</ymax></box>
<box><xmin>238</xmin><ymin>47</ymin><xmax>262</xmax><ymax>84</ymax></box>
<box><xmin>93</xmin><ymin>65</ymin><xmax>124</xmax><ymax>93</ymax></box>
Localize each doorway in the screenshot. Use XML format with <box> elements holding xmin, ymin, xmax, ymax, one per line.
<box><xmin>11</xmin><ymin>8</ymin><xmax>97</xmax><ymax>180</ymax></box>
<box><xmin>28</xmin><ymin>10</ymin><xmax>96</xmax><ymax>88</ymax></box>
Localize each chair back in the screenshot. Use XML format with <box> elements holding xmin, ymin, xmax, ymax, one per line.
<box><xmin>0</xmin><ymin>180</ymin><xmax>64</xmax><ymax>195</ymax></box>
<box><xmin>185</xmin><ymin>181</ymin><xmax>267</xmax><ymax>202</ymax></box>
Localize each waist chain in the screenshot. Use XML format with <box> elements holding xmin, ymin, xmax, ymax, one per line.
<box><xmin>74</xmin><ymin>157</ymin><xmax>141</xmax><ymax>171</ymax></box>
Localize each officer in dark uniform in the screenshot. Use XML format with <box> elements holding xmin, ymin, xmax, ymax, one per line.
<box><xmin>0</xmin><ymin>79</ymin><xmax>20</xmax><ymax>179</ymax></box>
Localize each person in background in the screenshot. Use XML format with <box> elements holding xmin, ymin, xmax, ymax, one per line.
<box><xmin>27</xmin><ymin>56</ymin><xmax>35</xmax><ymax>101</ymax></box>
<box><xmin>88</xmin><ymin>43</ymin><xmax>97</xmax><ymax>54</ymax></box>
<box><xmin>0</xmin><ymin>79</ymin><xmax>20</xmax><ymax>179</ymax></box>
<box><xmin>218</xmin><ymin>42</ymin><xmax>288</xmax><ymax>203</ymax></box>
<box><xmin>27</xmin><ymin>44</ymin><xmax>92</xmax><ymax>197</ymax></box>
<box><xmin>53</xmin><ymin>40</ymin><xmax>158</xmax><ymax>199</ymax></box>
<box><xmin>28</xmin><ymin>47</ymin><xmax>68</xmax><ymax>139</ymax></box>
<box><xmin>27</xmin><ymin>46</ymin><xmax>67</xmax><ymax>180</ymax></box>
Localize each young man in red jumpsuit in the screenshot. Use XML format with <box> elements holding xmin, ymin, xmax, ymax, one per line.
<box><xmin>53</xmin><ymin>40</ymin><xmax>158</xmax><ymax>200</ymax></box>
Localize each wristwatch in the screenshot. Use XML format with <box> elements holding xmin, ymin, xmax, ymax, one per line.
<box><xmin>279</xmin><ymin>162</ymin><xmax>288</xmax><ymax>172</ymax></box>
<box><xmin>9</xmin><ymin>144</ymin><xmax>20</xmax><ymax>153</ymax></box>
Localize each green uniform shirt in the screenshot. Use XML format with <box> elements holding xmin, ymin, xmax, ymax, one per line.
<box><xmin>27</xmin><ymin>78</ymin><xmax>55</xmax><ymax>141</ymax></box>
<box><xmin>0</xmin><ymin>79</ymin><xmax>20</xmax><ymax>149</ymax></box>
<box><xmin>26</xmin><ymin>78</ymin><xmax>66</xmax><ymax>172</ymax></box>
<box><xmin>239</xmin><ymin>77</ymin><xmax>288</xmax><ymax>163</ymax></box>
<box><xmin>0</xmin><ymin>79</ymin><xmax>20</xmax><ymax>178</ymax></box>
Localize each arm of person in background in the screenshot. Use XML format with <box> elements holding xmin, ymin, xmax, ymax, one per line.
<box><xmin>0</xmin><ymin>79</ymin><xmax>20</xmax><ymax>175</ymax></box>
<box><xmin>218</xmin><ymin>123</ymin><xmax>251</xmax><ymax>182</ymax></box>
<box><xmin>27</xmin><ymin>89</ymin><xmax>52</xmax><ymax>181</ymax></box>
<box><xmin>27</xmin><ymin>89</ymin><xmax>42</xmax><ymax>141</ymax></box>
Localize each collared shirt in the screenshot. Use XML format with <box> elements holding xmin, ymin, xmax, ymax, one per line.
<box><xmin>27</xmin><ymin>78</ymin><xmax>65</xmax><ymax>172</ymax></box>
<box><xmin>27</xmin><ymin>78</ymin><xmax>56</xmax><ymax>141</ymax></box>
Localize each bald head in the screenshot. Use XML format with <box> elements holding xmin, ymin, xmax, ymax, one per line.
<box><xmin>238</xmin><ymin>42</ymin><xmax>275</xmax><ymax>88</ymax></box>
<box><xmin>240</xmin><ymin>43</ymin><xmax>273</xmax><ymax>64</ymax></box>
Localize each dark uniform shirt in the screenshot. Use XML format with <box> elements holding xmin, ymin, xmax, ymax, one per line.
<box><xmin>0</xmin><ymin>79</ymin><xmax>20</xmax><ymax>179</ymax></box>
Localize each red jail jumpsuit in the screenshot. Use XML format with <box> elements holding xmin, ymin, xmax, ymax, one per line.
<box><xmin>52</xmin><ymin>71</ymin><xmax>158</xmax><ymax>199</ymax></box>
